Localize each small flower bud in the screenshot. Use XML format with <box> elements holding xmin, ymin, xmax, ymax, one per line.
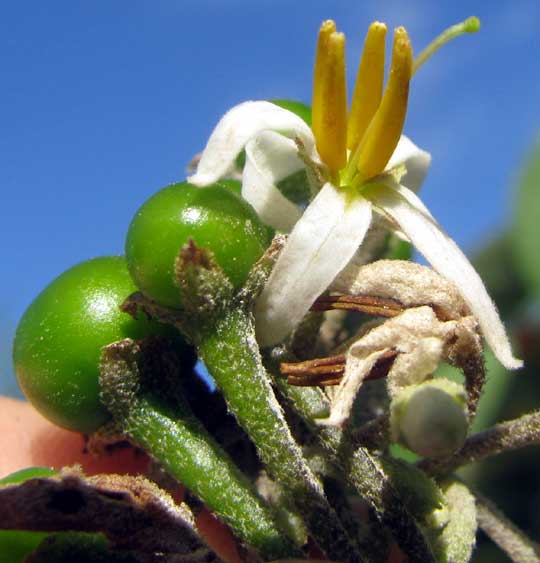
<box><xmin>390</xmin><ymin>379</ymin><xmax>468</xmax><ymax>457</ymax></box>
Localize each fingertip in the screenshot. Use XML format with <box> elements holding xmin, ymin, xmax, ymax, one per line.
<box><xmin>0</xmin><ymin>396</ymin><xmax>148</xmax><ymax>477</ymax></box>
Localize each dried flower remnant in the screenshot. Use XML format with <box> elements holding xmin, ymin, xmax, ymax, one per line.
<box><xmin>283</xmin><ymin>261</ymin><xmax>484</xmax><ymax>430</ymax></box>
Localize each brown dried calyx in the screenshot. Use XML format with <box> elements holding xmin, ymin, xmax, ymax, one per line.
<box><xmin>280</xmin><ymin>260</ymin><xmax>485</xmax><ymax>428</ymax></box>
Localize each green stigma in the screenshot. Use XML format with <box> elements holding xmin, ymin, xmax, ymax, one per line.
<box><xmin>413</xmin><ymin>16</ymin><xmax>481</xmax><ymax>76</ymax></box>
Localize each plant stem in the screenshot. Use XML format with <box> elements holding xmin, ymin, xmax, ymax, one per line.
<box><xmin>475</xmin><ymin>490</ymin><xmax>540</xmax><ymax>563</ymax></box>
<box><xmin>271</xmin><ymin>372</ymin><xmax>436</xmax><ymax>563</ymax></box>
<box><xmin>128</xmin><ymin>395</ymin><xmax>297</xmax><ymax>559</ymax></box>
<box><xmin>353</xmin><ymin>414</ymin><xmax>390</xmax><ymax>450</ymax></box>
<box><xmin>195</xmin><ymin>308</ymin><xmax>363</xmax><ymax>562</ymax></box>
<box><xmin>100</xmin><ymin>340</ymin><xmax>297</xmax><ymax>561</ymax></box>
<box><xmin>419</xmin><ymin>409</ymin><xmax>540</xmax><ymax>475</ymax></box>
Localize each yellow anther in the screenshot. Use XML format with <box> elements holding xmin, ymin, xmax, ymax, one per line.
<box><xmin>355</xmin><ymin>27</ymin><xmax>412</xmax><ymax>182</ymax></box>
<box><xmin>312</xmin><ymin>29</ymin><xmax>348</xmax><ymax>177</ymax></box>
<box><xmin>312</xmin><ymin>20</ymin><xmax>336</xmax><ymax>144</ymax></box>
<box><xmin>347</xmin><ymin>21</ymin><xmax>387</xmax><ymax>153</ymax></box>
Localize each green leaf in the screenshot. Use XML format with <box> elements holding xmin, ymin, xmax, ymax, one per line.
<box><xmin>511</xmin><ymin>139</ymin><xmax>540</xmax><ymax>295</ymax></box>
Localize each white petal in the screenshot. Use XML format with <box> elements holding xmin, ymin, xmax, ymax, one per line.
<box><xmin>255</xmin><ymin>183</ymin><xmax>373</xmax><ymax>347</ymax></box>
<box><xmin>367</xmin><ymin>182</ymin><xmax>523</xmax><ymax>370</ymax></box>
<box><xmin>188</xmin><ymin>100</ymin><xmax>315</xmax><ymax>186</ymax></box>
<box><xmin>243</xmin><ymin>131</ymin><xmax>304</xmax><ymax>232</ymax></box>
<box><xmin>386</xmin><ymin>135</ymin><xmax>431</xmax><ymax>193</ymax></box>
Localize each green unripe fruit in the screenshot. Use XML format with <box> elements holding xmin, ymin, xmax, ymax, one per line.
<box><xmin>390</xmin><ymin>379</ymin><xmax>469</xmax><ymax>458</ymax></box>
<box><xmin>216</xmin><ymin>178</ymin><xmax>242</xmax><ymax>196</ymax></box>
<box><xmin>125</xmin><ymin>182</ymin><xmax>273</xmax><ymax>308</ymax></box>
<box><xmin>271</xmin><ymin>99</ymin><xmax>312</xmax><ymax>126</ymax></box>
<box><xmin>13</xmin><ymin>256</ymin><xmax>190</xmax><ymax>434</ymax></box>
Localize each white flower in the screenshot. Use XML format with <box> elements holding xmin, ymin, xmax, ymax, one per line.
<box><xmin>189</xmin><ymin>18</ymin><xmax>521</xmax><ymax>370</ymax></box>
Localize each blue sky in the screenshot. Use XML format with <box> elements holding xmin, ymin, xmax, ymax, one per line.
<box><xmin>1</xmin><ymin>0</ymin><xmax>539</xmax><ymax>395</ymax></box>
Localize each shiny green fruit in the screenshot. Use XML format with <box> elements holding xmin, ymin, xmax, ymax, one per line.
<box><xmin>125</xmin><ymin>182</ymin><xmax>273</xmax><ymax>308</ymax></box>
<box><xmin>13</xmin><ymin>256</ymin><xmax>189</xmax><ymax>434</ymax></box>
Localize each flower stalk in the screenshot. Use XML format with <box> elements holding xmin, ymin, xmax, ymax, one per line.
<box><xmin>99</xmin><ymin>338</ymin><xmax>299</xmax><ymax>560</ymax></box>
<box><xmin>193</xmin><ymin>308</ymin><xmax>363</xmax><ymax>562</ymax></box>
<box><xmin>475</xmin><ymin>490</ymin><xmax>540</xmax><ymax>563</ymax></box>
<box><xmin>267</xmin><ymin>359</ymin><xmax>437</xmax><ymax>563</ymax></box>
<box><xmin>420</xmin><ymin>409</ymin><xmax>540</xmax><ymax>476</ymax></box>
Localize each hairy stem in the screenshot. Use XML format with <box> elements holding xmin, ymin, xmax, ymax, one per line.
<box><xmin>126</xmin><ymin>396</ymin><xmax>297</xmax><ymax>560</ymax></box>
<box><xmin>475</xmin><ymin>490</ymin><xmax>540</xmax><ymax>563</ymax></box>
<box><xmin>100</xmin><ymin>340</ymin><xmax>297</xmax><ymax>561</ymax></box>
<box><xmin>195</xmin><ymin>309</ymin><xmax>362</xmax><ymax>562</ymax></box>
<box><xmin>270</xmin><ymin>370</ymin><xmax>436</xmax><ymax>563</ymax></box>
<box><xmin>353</xmin><ymin>414</ymin><xmax>391</xmax><ymax>451</ymax></box>
<box><xmin>419</xmin><ymin>410</ymin><xmax>540</xmax><ymax>475</ymax></box>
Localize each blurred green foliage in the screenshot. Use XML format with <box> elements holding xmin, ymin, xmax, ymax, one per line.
<box><xmin>511</xmin><ymin>140</ymin><xmax>540</xmax><ymax>296</ymax></box>
<box><xmin>465</xmin><ymin>140</ymin><xmax>540</xmax><ymax>562</ymax></box>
